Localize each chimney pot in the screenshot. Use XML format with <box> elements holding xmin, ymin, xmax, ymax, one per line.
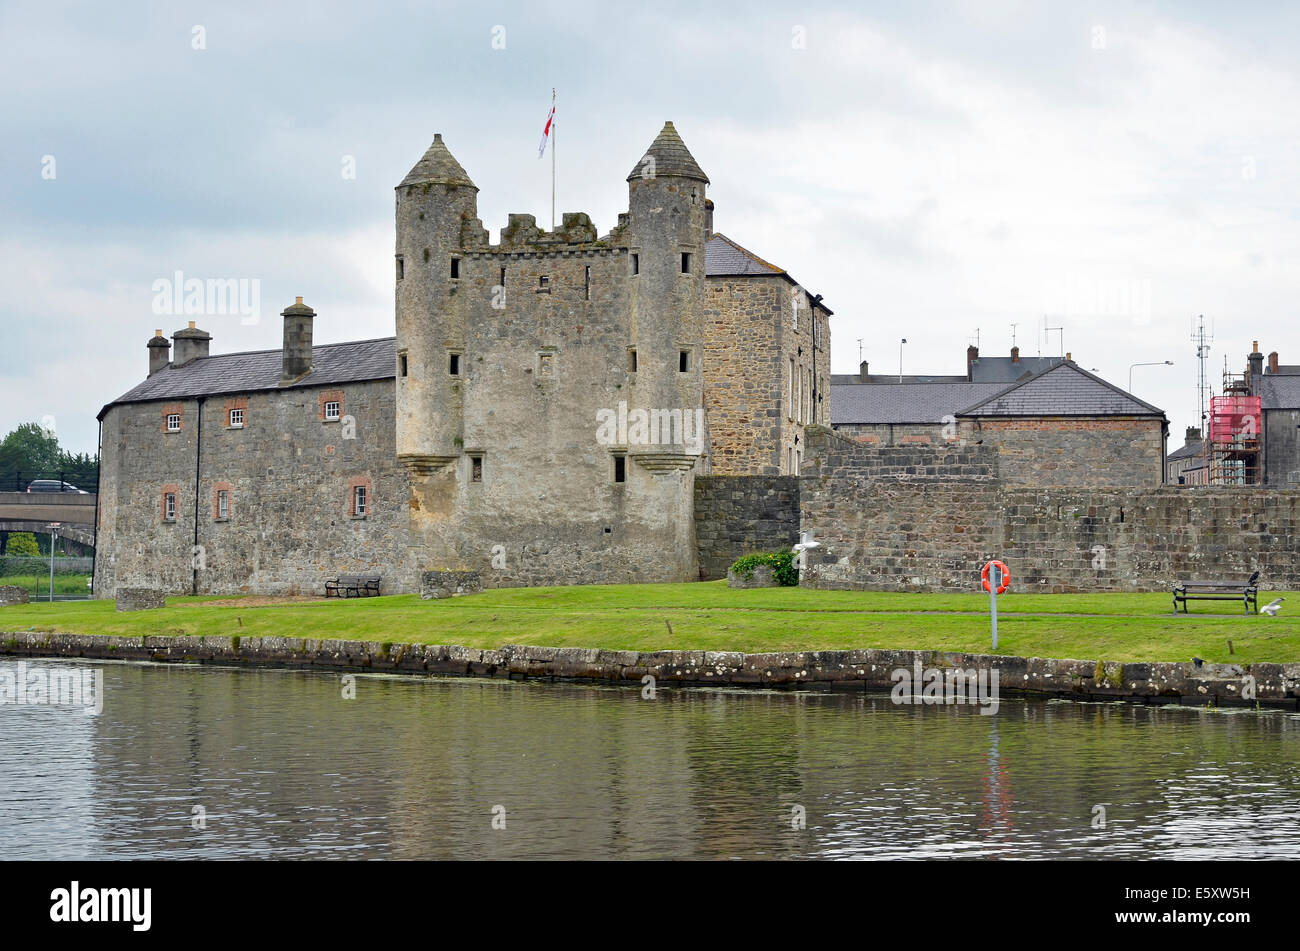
<box><xmin>1253</xmin><ymin>340</ymin><xmax>1260</xmax><ymax>353</ymax></box>
<box><xmin>1066</xmin><ymin>352</ymin><xmax>1072</xmax><ymax>361</ymax></box>
<box><xmin>188</xmin><ymin>320</ymin><xmax>196</xmax><ymax>329</ymax></box>
<box><xmin>1011</xmin><ymin>345</ymin><xmax>1020</xmax><ymax>364</ymax></box>
<box><xmin>295</xmin><ymin>296</ymin><xmax>303</xmax><ymax>305</ymax></box>
<box><xmin>859</xmin><ymin>360</ymin><xmax>869</xmax><ymax>382</ymax></box>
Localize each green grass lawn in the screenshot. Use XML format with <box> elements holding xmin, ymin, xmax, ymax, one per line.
<box><xmin>0</xmin><ymin>574</ymin><xmax>93</xmax><ymax>595</ymax></box>
<box><xmin>1</xmin><ymin>582</ymin><xmax>1296</xmax><ymax>665</ymax></box>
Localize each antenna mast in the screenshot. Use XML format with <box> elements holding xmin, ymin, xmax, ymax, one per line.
<box><xmin>1190</xmin><ymin>314</ymin><xmax>1214</xmax><ymax>433</ymax></box>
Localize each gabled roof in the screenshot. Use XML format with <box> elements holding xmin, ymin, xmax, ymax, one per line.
<box><xmin>1260</xmin><ymin>375</ymin><xmax>1300</xmax><ymax>410</ymax></box>
<box><xmin>626</xmin><ymin>121</ymin><xmax>709</xmax><ymax>183</ymax></box>
<box><xmin>99</xmin><ymin>337</ymin><xmax>397</xmax><ymax>419</ymax></box>
<box><xmin>1168</xmin><ymin>440</ymin><xmax>1204</xmax><ymax>461</ymax></box>
<box><xmin>832</xmin><ymin>382</ymin><xmax>1007</xmax><ymax>425</ymax></box>
<box><xmin>705</xmin><ymin>233</ymin><xmax>834</xmax><ymax>315</ymax></box>
<box><xmin>399</xmin><ymin>134</ymin><xmax>476</xmax><ymax>189</ymax></box>
<box><xmin>957</xmin><ymin>361</ymin><xmax>1165</xmax><ymax>418</ymax></box>
<box><xmin>969</xmin><ymin>354</ymin><xmax>1065</xmax><ymax>383</ymax></box>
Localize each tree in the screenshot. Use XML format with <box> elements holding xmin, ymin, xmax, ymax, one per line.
<box><xmin>5</xmin><ymin>532</ymin><xmax>40</xmax><ymax>556</ymax></box>
<box><xmin>0</xmin><ymin>422</ymin><xmax>97</xmax><ymax>491</ymax></box>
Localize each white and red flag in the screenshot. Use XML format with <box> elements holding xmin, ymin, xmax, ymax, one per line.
<box><xmin>538</xmin><ymin>103</ymin><xmax>554</xmax><ymax>158</ymax></box>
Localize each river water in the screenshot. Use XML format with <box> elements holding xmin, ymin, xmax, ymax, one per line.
<box><xmin>1</xmin><ymin>658</ymin><xmax>1298</xmax><ymax>859</ymax></box>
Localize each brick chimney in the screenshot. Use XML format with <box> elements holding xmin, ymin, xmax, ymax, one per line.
<box><xmin>172</xmin><ymin>321</ymin><xmax>211</xmax><ymax>366</ymax></box>
<box><xmin>1269</xmin><ymin>351</ymin><xmax>1279</xmax><ymax>374</ymax></box>
<box><xmin>1248</xmin><ymin>341</ymin><xmax>1264</xmax><ymax>394</ymax></box>
<box><xmin>147</xmin><ymin>329</ymin><xmax>171</xmax><ymax>376</ymax></box>
<box><xmin>966</xmin><ymin>345</ymin><xmax>979</xmax><ymax>381</ymax></box>
<box><xmin>1011</xmin><ymin>345</ymin><xmax>1020</xmax><ymax>364</ymax></box>
<box><xmin>859</xmin><ymin>360</ymin><xmax>869</xmax><ymax>382</ymax></box>
<box><xmin>281</xmin><ymin>297</ymin><xmax>315</xmax><ymax>382</ymax></box>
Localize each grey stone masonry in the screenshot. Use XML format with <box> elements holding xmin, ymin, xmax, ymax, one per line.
<box><xmin>694</xmin><ymin>476</ymin><xmax>800</xmax><ymax>580</ymax></box>
<box><xmin>0</xmin><ymin>586</ymin><xmax>29</xmax><ymax>605</ymax></box>
<box><xmin>421</xmin><ymin>571</ymin><xmax>483</xmax><ymax>599</ymax></box>
<box><xmin>116</xmin><ymin>588</ymin><xmax>165</xmax><ymax>611</ymax></box>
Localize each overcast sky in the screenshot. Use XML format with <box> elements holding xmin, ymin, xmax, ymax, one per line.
<box><xmin>3</xmin><ymin>0</ymin><xmax>1297</xmax><ymax>455</ymax></box>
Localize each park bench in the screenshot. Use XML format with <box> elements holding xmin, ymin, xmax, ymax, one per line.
<box><xmin>324</xmin><ymin>574</ymin><xmax>382</xmax><ymax>598</ymax></box>
<box><xmin>1171</xmin><ymin>571</ymin><xmax>1259</xmax><ymax>615</ymax></box>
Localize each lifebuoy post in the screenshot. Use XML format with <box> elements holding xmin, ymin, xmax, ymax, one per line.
<box><xmin>982</xmin><ymin>559</ymin><xmax>1008</xmax><ymax>650</ymax></box>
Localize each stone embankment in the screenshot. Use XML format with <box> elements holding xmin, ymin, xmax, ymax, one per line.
<box><xmin>2</xmin><ymin>632</ymin><xmax>1296</xmax><ymax>708</ymax></box>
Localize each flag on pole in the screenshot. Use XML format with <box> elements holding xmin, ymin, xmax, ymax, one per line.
<box><xmin>538</xmin><ymin>103</ymin><xmax>555</xmax><ymax>158</ymax></box>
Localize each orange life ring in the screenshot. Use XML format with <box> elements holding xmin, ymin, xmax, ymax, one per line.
<box><xmin>982</xmin><ymin>560</ymin><xmax>1010</xmax><ymax>594</ymax></box>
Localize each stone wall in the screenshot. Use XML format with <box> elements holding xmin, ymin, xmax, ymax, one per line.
<box><xmin>1265</xmin><ymin>408</ymin><xmax>1300</xmax><ymax>486</ymax></box>
<box><xmin>800</xmin><ymin>427</ymin><xmax>1300</xmax><ymax>592</ymax></box>
<box><xmin>831</xmin><ymin>422</ymin><xmax>950</xmax><ymax>445</ymax></box>
<box><xmin>694</xmin><ymin>475</ymin><xmax>800</xmax><ymax>579</ymax></box>
<box><xmin>964</xmin><ymin>417</ymin><xmax>1165</xmax><ymax>487</ymax></box>
<box><xmin>94</xmin><ymin>378</ymin><xmax>415</xmax><ymax>596</ymax></box>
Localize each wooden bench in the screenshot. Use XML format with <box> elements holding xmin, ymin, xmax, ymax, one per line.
<box><xmin>325</xmin><ymin>574</ymin><xmax>382</xmax><ymax>598</ymax></box>
<box><xmin>1172</xmin><ymin>571</ymin><xmax>1259</xmax><ymax>615</ymax></box>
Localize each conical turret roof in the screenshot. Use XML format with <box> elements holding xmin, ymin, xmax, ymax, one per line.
<box><xmin>626</xmin><ymin>121</ymin><xmax>709</xmax><ymax>183</ymax></box>
<box><xmin>399</xmin><ymin>134</ymin><xmax>476</xmax><ymax>188</ymax></box>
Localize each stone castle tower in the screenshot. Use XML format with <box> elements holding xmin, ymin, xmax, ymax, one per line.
<box><xmin>394</xmin><ymin>122</ymin><xmax>712</xmax><ymax>585</ymax></box>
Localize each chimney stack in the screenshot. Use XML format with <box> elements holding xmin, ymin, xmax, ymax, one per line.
<box><xmin>859</xmin><ymin>360</ymin><xmax>869</xmax><ymax>382</ymax></box>
<box><xmin>1010</xmin><ymin>345</ymin><xmax>1020</xmax><ymax>364</ymax></box>
<box><xmin>704</xmin><ymin>198</ymin><xmax>714</xmax><ymax>238</ymax></box>
<box><xmin>171</xmin><ymin>320</ymin><xmax>211</xmax><ymax>366</ymax></box>
<box><xmin>1065</xmin><ymin>352</ymin><xmax>1072</xmax><ymax>362</ymax></box>
<box><xmin>1269</xmin><ymin>351</ymin><xmax>1279</xmax><ymax>373</ymax></box>
<box><xmin>1185</xmin><ymin>426</ymin><xmax>1201</xmax><ymax>443</ymax></box>
<box><xmin>147</xmin><ymin>329</ymin><xmax>171</xmax><ymax>376</ymax></box>
<box><xmin>1248</xmin><ymin>341</ymin><xmax>1264</xmax><ymax>394</ymax></box>
<box><xmin>966</xmin><ymin>345</ymin><xmax>979</xmax><ymax>381</ymax></box>
<box><xmin>281</xmin><ymin>296</ymin><xmax>315</xmax><ymax>382</ymax></box>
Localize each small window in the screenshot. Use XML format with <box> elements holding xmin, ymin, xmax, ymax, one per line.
<box><xmin>398</xmin><ymin>353</ymin><xmax>408</xmax><ymax>377</ymax></box>
<box><xmin>538</xmin><ymin>275</ymin><xmax>550</xmax><ymax>293</ymax></box>
<box><xmin>450</xmin><ymin>258</ymin><xmax>460</xmax><ymax>279</ymax></box>
<box><xmin>449</xmin><ymin>352</ymin><xmax>461</xmax><ymax>376</ymax></box>
<box><xmin>325</xmin><ymin>401</ymin><xmax>341</xmax><ymax>421</ymax></box>
<box><xmin>396</xmin><ymin>256</ymin><xmax>404</xmax><ymax>280</ymax></box>
<box><xmin>229</xmin><ymin>408</ymin><xmax>244</xmax><ymax>428</ymax></box>
<box><xmin>628</xmin><ymin>348</ymin><xmax>638</xmax><ymax>372</ymax></box>
<box><xmin>584</xmin><ymin>265</ymin><xmax>591</xmax><ymax>301</ymax></box>
<box><xmin>166</xmin><ymin>414</ymin><xmax>181</xmax><ymax>432</ymax></box>
<box><xmin>614</xmin><ymin>455</ymin><xmax>626</xmax><ymax>484</ymax></box>
<box><xmin>470</xmin><ymin>455</ymin><xmax>483</xmax><ymax>483</ymax></box>
<box><xmin>164</xmin><ymin>493</ymin><xmax>176</xmax><ymax>521</ymax></box>
<box><xmin>679</xmin><ymin>350</ymin><xmax>689</xmax><ymax>373</ymax></box>
<box><xmin>631</xmin><ymin>253</ymin><xmax>639</xmax><ymax>275</ymax></box>
<box><xmin>353</xmin><ymin>484</ymin><xmax>367</xmax><ymax>517</ymax></box>
<box><xmin>537</xmin><ymin>352</ymin><xmax>553</xmax><ymax>377</ymax></box>
<box><xmin>217</xmin><ymin>489</ymin><xmax>229</xmax><ymax>520</ymax></box>
<box><xmin>681</xmin><ymin>252</ymin><xmax>691</xmax><ymax>273</ymax></box>
<box><xmin>499</xmin><ymin>266</ymin><xmax>506</xmax><ymax>288</ymax></box>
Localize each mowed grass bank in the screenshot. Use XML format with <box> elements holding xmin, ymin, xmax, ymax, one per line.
<box><xmin>2</xmin><ymin>582</ymin><xmax>1297</xmax><ymax>665</ymax></box>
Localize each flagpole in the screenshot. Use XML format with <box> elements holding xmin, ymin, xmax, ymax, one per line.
<box><xmin>551</xmin><ymin>87</ymin><xmax>556</xmax><ymax>232</ymax></box>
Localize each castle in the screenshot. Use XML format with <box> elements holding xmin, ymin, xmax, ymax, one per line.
<box><xmin>94</xmin><ymin>123</ymin><xmax>833</xmax><ymax>595</ymax></box>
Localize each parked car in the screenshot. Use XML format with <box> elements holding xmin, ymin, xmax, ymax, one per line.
<box><xmin>25</xmin><ymin>480</ymin><xmax>88</xmax><ymax>494</ymax></box>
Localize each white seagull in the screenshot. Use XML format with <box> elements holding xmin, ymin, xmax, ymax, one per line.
<box><xmin>1261</xmin><ymin>597</ymin><xmax>1284</xmax><ymax>617</ymax></box>
<box><xmin>792</xmin><ymin>532</ymin><xmax>821</xmax><ymax>567</ymax></box>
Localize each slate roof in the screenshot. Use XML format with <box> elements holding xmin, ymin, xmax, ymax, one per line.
<box><xmin>399</xmin><ymin>134</ymin><xmax>476</xmax><ymax>189</ymax></box>
<box><xmin>1168</xmin><ymin>440</ymin><xmax>1204</xmax><ymax>461</ymax></box>
<box><xmin>1260</xmin><ymin>374</ymin><xmax>1300</xmax><ymax>410</ymax></box>
<box><xmin>832</xmin><ymin>382</ymin><xmax>1007</xmax><ymax>425</ymax></box>
<box><xmin>705</xmin><ymin>233</ymin><xmax>833</xmax><ymax>315</ymax></box>
<box><xmin>970</xmin><ymin>355</ymin><xmax>1065</xmax><ymax>384</ymax></box>
<box><xmin>957</xmin><ymin>362</ymin><xmax>1165</xmax><ymax>417</ymax></box>
<box><xmin>99</xmin><ymin>337</ymin><xmax>397</xmax><ymax>419</ymax></box>
<box><xmin>626</xmin><ymin>121</ymin><xmax>709</xmax><ymax>183</ymax></box>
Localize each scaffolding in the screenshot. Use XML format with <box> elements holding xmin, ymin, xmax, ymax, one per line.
<box><xmin>1206</xmin><ymin>370</ymin><xmax>1261</xmax><ymax>485</ymax></box>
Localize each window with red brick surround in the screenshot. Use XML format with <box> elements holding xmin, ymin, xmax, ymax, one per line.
<box><xmin>161</xmin><ymin>404</ymin><xmax>184</xmax><ymax>432</ymax></box>
<box><xmin>212</xmin><ymin>481</ymin><xmax>233</xmax><ymax>520</ymax></box>
<box><xmin>348</xmin><ymin>476</ymin><xmax>372</xmax><ymax>517</ymax></box>
<box><xmin>223</xmin><ymin>397</ymin><xmax>248</xmax><ymax>428</ymax></box>
<box><xmin>320</xmin><ymin>389</ymin><xmax>344</xmax><ymax>421</ymax></box>
<box><xmin>161</xmin><ymin>484</ymin><xmax>180</xmax><ymax>521</ymax></box>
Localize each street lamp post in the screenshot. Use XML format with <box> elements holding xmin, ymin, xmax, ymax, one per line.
<box><xmin>1129</xmin><ymin>360</ymin><xmax>1174</xmax><ymax>392</ymax></box>
<box><xmin>46</xmin><ymin>523</ymin><xmax>60</xmax><ymax>603</ymax></box>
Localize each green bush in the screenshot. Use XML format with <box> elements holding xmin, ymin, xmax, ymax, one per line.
<box><xmin>728</xmin><ymin>550</ymin><xmax>799</xmax><ymax>586</ymax></box>
<box><xmin>4</xmin><ymin>533</ymin><xmax>39</xmax><ymax>557</ymax></box>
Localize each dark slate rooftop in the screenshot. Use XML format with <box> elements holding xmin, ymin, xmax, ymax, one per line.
<box><xmin>399</xmin><ymin>134</ymin><xmax>476</xmax><ymax>189</ymax></box>
<box><xmin>626</xmin><ymin>121</ymin><xmax>709</xmax><ymax>183</ymax></box>
<box><xmin>99</xmin><ymin>337</ymin><xmax>397</xmax><ymax>419</ymax></box>
<box><xmin>705</xmin><ymin>233</ymin><xmax>833</xmax><ymax>314</ymax></box>
<box><xmin>970</xmin><ymin>354</ymin><xmax>1065</xmax><ymax>383</ymax></box>
<box><xmin>958</xmin><ymin>362</ymin><xmax>1165</xmax><ymax>417</ymax></box>
<box><xmin>1168</xmin><ymin>440</ymin><xmax>1204</xmax><ymax>462</ymax></box>
<box><xmin>1261</xmin><ymin>374</ymin><xmax>1300</xmax><ymax>410</ymax></box>
<box><xmin>832</xmin><ymin>382</ymin><xmax>1007</xmax><ymax>425</ymax></box>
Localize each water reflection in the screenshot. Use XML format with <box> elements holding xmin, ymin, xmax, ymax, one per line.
<box><xmin>0</xmin><ymin>660</ymin><xmax>1297</xmax><ymax>859</ymax></box>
